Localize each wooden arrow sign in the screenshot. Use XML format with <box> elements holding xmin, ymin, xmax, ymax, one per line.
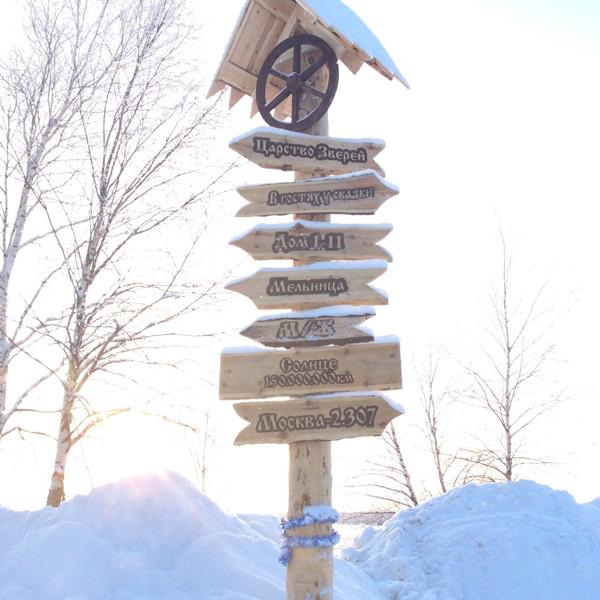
<box><xmin>219</xmin><ymin>338</ymin><xmax>402</xmax><ymax>400</ymax></box>
<box><xmin>233</xmin><ymin>393</ymin><xmax>404</xmax><ymax>445</ymax></box>
<box><xmin>240</xmin><ymin>306</ymin><xmax>375</xmax><ymax>348</ymax></box>
<box><xmin>230</xmin><ymin>127</ymin><xmax>385</xmax><ymax>176</ymax></box>
<box><xmin>231</xmin><ymin>221</ymin><xmax>392</xmax><ymax>262</ymax></box>
<box><xmin>236</xmin><ymin>170</ymin><xmax>399</xmax><ymax>218</ymax></box>
<box><xmin>225</xmin><ymin>260</ymin><xmax>387</xmax><ymax>310</ymax></box>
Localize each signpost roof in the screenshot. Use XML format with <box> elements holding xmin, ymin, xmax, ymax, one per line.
<box><xmin>208</xmin><ymin>0</ymin><xmax>409</xmax><ymax>111</ymax></box>
<box><xmin>296</xmin><ymin>0</ymin><xmax>408</xmax><ymax>84</ymax></box>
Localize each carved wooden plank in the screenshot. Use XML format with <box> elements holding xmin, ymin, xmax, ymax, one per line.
<box><xmin>229</xmin><ymin>127</ymin><xmax>386</xmax><ymax>176</ymax></box>
<box><xmin>225</xmin><ymin>260</ymin><xmax>388</xmax><ymax>310</ymax></box>
<box><xmin>236</xmin><ymin>170</ymin><xmax>398</xmax><ymax>217</ymax></box>
<box><xmin>229</xmin><ymin>87</ymin><xmax>245</xmax><ymax>109</ymax></box>
<box><xmin>207</xmin><ymin>79</ymin><xmax>226</xmax><ymax>98</ymax></box>
<box><xmin>233</xmin><ymin>393</ymin><xmax>404</xmax><ymax>445</ymax></box>
<box><xmin>230</xmin><ymin>3</ymin><xmax>270</xmax><ymax>69</ymax></box>
<box><xmin>219</xmin><ymin>339</ymin><xmax>402</xmax><ymax>400</ymax></box>
<box><xmin>231</xmin><ymin>221</ymin><xmax>392</xmax><ymax>262</ymax></box>
<box><xmin>221</xmin><ymin>63</ymin><xmax>282</xmax><ymax>102</ymax></box>
<box><xmin>240</xmin><ymin>306</ymin><xmax>375</xmax><ymax>348</ymax></box>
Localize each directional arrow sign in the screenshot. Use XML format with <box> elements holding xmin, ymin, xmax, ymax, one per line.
<box><xmin>236</xmin><ymin>170</ymin><xmax>399</xmax><ymax>218</ymax></box>
<box><xmin>230</xmin><ymin>127</ymin><xmax>385</xmax><ymax>176</ymax></box>
<box><xmin>219</xmin><ymin>338</ymin><xmax>402</xmax><ymax>400</ymax></box>
<box><xmin>240</xmin><ymin>306</ymin><xmax>375</xmax><ymax>348</ymax></box>
<box><xmin>225</xmin><ymin>260</ymin><xmax>388</xmax><ymax>310</ymax></box>
<box><xmin>230</xmin><ymin>221</ymin><xmax>392</xmax><ymax>262</ymax></box>
<box><xmin>233</xmin><ymin>393</ymin><xmax>404</xmax><ymax>445</ymax></box>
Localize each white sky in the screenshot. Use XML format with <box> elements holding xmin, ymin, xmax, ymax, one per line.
<box><xmin>1</xmin><ymin>0</ymin><xmax>600</xmax><ymax>515</ymax></box>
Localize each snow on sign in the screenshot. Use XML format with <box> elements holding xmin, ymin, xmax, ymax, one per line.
<box><xmin>230</xmin><ymin>127</ymin><xmax>385</xmax><ymax>176</ymax></box>
<box><xmin>226</xmin><ymin>260</ymin><xmax>388</xmax><ymax>310</ymax></box>
<box><xmin>236</xmin><ymin>170</ymin><xmax>399</xmax><ymax>218</ymax></box>
<box><xmin>219</xmin><ymin>339</ymin><xmax>402</xmax><ymax>400</ymax></box>
<box><xmin>233</xmin><ymin>393</ymin><xmax>404</xmax><ymax>445</ymax></box>
<box><xmin>231</xmin><ymin>221</ymin><xmax>392</xmax><ymax>262</ymax></box>
<box><xmin>240</xmin><ymin>306</ymin><xmax>375</xmax><ymax>348</ymax></box>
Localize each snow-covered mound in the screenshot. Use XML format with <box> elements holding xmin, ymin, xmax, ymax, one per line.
<box><xmin>0</xmin><ymin>472</ymin><xmax>383</xmax><ymax>600</ymax></box>
<box><xmin>4</xmin><ymin>475</ymin><xmax>600</xmax><ymax>599</ymax></box>
<box><xmin>343</xmin><ymin>480</ymin><xmax>600</xmax><ymax>600</ymax></box>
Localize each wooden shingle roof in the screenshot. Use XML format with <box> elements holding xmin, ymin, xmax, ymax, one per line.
<box><xmin>208</xmin><ymin>0</ymin><xmax>408</xmax><ymax>114</ymax></box>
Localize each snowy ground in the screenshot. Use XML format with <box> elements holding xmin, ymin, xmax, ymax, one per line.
<box><xmin>1</xmin><ymin>473</ymin><xmax>600</xmax><ymax>599</ymax></box>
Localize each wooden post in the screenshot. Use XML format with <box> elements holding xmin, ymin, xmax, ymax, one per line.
<box><xmin>286</xmin><ymin>87</ymin><xmax>334</xmax><ymax>597</ymax></box>
<box><xmin>212</xmin><ymin>8</ymin><xmax>408</xmax><ymax>600</ymax></box>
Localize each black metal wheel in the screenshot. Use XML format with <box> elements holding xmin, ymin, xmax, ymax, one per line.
<box><xmin>256</xmin><ymin>34</ymin><xmax>339</xmax><ymax>132</ymax></box>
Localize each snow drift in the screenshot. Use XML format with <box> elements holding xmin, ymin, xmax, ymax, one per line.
<box><xmin>2</xmin><ymin>474</ymin><xmax>600</xmax><ymax>599</ymax></box>
<box><xmin>343</xmin><ymin>480</ymin><xmax>600</xmax><ymax>600</ymax></box>
<box><xmin>0</xmin><ymin>472</ymin><xmax>382</xmax><ymax>600</ymax></box>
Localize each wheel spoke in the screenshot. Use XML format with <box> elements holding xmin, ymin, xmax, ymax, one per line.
<box><xmin>256</xmin><ymin>34</ymin><xmax>338</xmax><ymax>131</ymax></box>
<box><xmin>299</xmin><ymin>54</ymin><xmax>328</xmax><ymax>82</ymax></box>
<box><xmin>293</xmin><ymin>43</ymin><xmax>302</xmax><ymax>74</ymax></box>
<box><xmin>265</xmin><ymin>88</ymin><xmax>292</xmax><ymax>112</ymax></box>
<box><xmin>292</xmin><ymin>90</ymin><xmax>301</xmax><ymax>124</ymax></box>
<box><xmin>269</xmin><ymin>68</ymin><xmax>288</xmax><ymax>81</ymax></box>
<box><xmin>303</xmin><ymin>84</ymin><xmax>325</xmax><ymax>98</ymax></box>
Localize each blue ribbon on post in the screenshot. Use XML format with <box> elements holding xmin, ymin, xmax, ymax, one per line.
<box><xmin>278</xmin><ymin>508</ymin><xmax>341</xmax><ymax>566</ymax></box>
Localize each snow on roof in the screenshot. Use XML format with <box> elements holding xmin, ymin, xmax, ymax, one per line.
<box><xmin>208</xmin><ymin>0</ymin><xmax>409</xmax><ymax>105</ymax></box>
<box><xmin>297</xmin><ymin>0</ymin><xmax>409</xmax><ymax>87</ymax></box>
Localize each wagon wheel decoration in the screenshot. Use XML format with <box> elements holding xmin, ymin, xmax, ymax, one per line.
<box><xmin>256</xmin><ymin>34</ymin><xmax>339</xmax><ymax>132</ymax></box>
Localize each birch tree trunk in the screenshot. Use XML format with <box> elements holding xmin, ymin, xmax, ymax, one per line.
<box><xmin>47</xmin><ymin>373</ymin><xmax>77</xmax><ymax>507</ymax></box>
<box><xmin>463</xmin><ymin>231</ymin><xmax>561</xmax><ymax>481</ymax></box>
<box><xmin>43</xmin><ymin>0</ymin><xmax>223</xmax><ymax>506</ymax></box>
<box><xmin>0</xmin><ymin>0</ymin><xmax>112</xmax><ymax>442</ymax></box>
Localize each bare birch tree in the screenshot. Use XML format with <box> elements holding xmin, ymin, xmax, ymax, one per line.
<box><xmin>38</xmin><ymin>0</ymin><xmax>225</xmax><ymax>506</ymax></box>
<box><xmin>417</xmin><ymin>350</ymin><xmax>454</xmax><ymax>494</ymax></box>
<box><xmin>460</xmin><ymin>233</ymin><xmax>561</xmax><ymax>482</ymax></box>
<box><xmin>352</xmin><ymin>423</ymin><xmax>420</xmax><ymax>510</ymax></box>
<box><xmin>188</xmin><ymin>407</ymin><xmax>215</xmax><ymax>494</ymax></box>
<box><xmin>0</xmin><ymin>0</ymin><xmax>116</xmax><ymax>441</ymax></box>
<box><xmin>376</xmin><ymin>424</ymin><xmax>420</xmax><ymax>508</ymax></box>
<box><xmin>416</xmin><ymin>350</ymin><xmax>483</xmax><ymax>492</ymax></box>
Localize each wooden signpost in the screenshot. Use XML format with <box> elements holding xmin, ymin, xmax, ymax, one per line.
<box><xmin>233</xmin><ymin>393</ymin><xmax>404</xmax><ymax>445</ymax></box>
<box><xmin>220</xmin><ymin>339</ymin><xmax>402</xmax><ymax>400</ymax></box>
<box><xmin>231</xmin><ymin>221</ymin><xmax>392</xmax><ymax>262</ymax></box>
<box><xmin>225</xmin><ymin>260</ymin><xmax>388</xmax><ymax>310</ymax></box>
<box><xmin>212</xmin><ymin>3</ymin><xmax>409</xmax><ymax>597</ymax></box>
<box><xmin>236</xmin><ymin>170</ymin><xmax>399</xmax><ymax>217</ymax></box>
<box><xmin>240</xmin><ymin>306</ymin><xmax>375</xmax><ymax>347</ymax></box>
<box><xmin>230</xmin><ymin>127</ymin><xmax>386</xmax><ymax>176</ymax></box>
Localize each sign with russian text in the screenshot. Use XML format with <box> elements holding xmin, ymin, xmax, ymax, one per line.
<box><xmin>225</xmin><ymin>261</ymin><xmax>388</xmax><ymax>310</ymax></box>
<box><xmin>219</xmin><ymin>339</ymin><xmax>402</xmax><ymax>400</ymax></box>
<box><xmin>235</xmin><ymin>170</ymin><xmax>399</xmax><ymax>217</ymax></box>
<box><xmin>229</xmin><ymin>127</ymin><xmax>385</xmax><ymax>176</ymax></box>
<box><xmin>233</xmin><ymin>393</ymin><xmax>404</xmax><ymax>445</ymax></box>
<box><xmin>240</xmin><ymin>307</ymin><xmax>375</xmax><ymax>348</ymax></box>
<box><xmin>231</xmin><ymin>221</ymin><xmax>392</xmax><ymax>262</ymax></box>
